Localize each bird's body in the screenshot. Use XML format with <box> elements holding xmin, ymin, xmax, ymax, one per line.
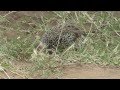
<box><xmin>40</xmin><ymin>24</ymin><xmax>85</xmax><ymax>54</ymax></box>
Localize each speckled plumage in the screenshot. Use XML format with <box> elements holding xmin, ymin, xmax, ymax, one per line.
<box><xmin>40</xmin><ymin>24</ymin><xmax>85</xmax><ymax>54</ymax></box>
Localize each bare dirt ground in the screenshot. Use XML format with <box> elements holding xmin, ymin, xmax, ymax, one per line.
<box><xmin>1</xmin><ymin>61</ymin><xmax>120</xmax><ymax>79</ymax></box>
<box><xmin>61</xmin><ymin>64</ymin><xmax>120</xmax><ymax>79</ymax></box>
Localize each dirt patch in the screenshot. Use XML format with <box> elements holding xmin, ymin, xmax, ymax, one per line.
<box><xmin>61</xmin><ymin>64</ymin><xmax>120</xmax><ymax>79</ymax></box>
<box><xmin>1</xmin><ymin>61</ymin><xmax>120</xmax><ymax>79</ymax></box>
<box><xmin>0</xmin><ymin>61</ymin><xmax>34</xmax><ymax>79</ymax></box>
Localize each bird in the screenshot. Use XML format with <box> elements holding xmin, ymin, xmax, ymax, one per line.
<box><xmin>38</xmin><ymin>24</ymin><xmax>86</xmax><ymax>54</ymax></box>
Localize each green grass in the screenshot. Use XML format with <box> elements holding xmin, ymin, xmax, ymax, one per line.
<box><xmin>0</xmin><ymin>11</ymin><xmax>120</xmax><ymax>78</ymax></box>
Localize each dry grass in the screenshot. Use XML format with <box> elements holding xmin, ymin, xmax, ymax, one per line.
<box><xmin>0</xmin><ymin>11</ymin><xmax>120</xmax><ymax>78</ymax></box>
